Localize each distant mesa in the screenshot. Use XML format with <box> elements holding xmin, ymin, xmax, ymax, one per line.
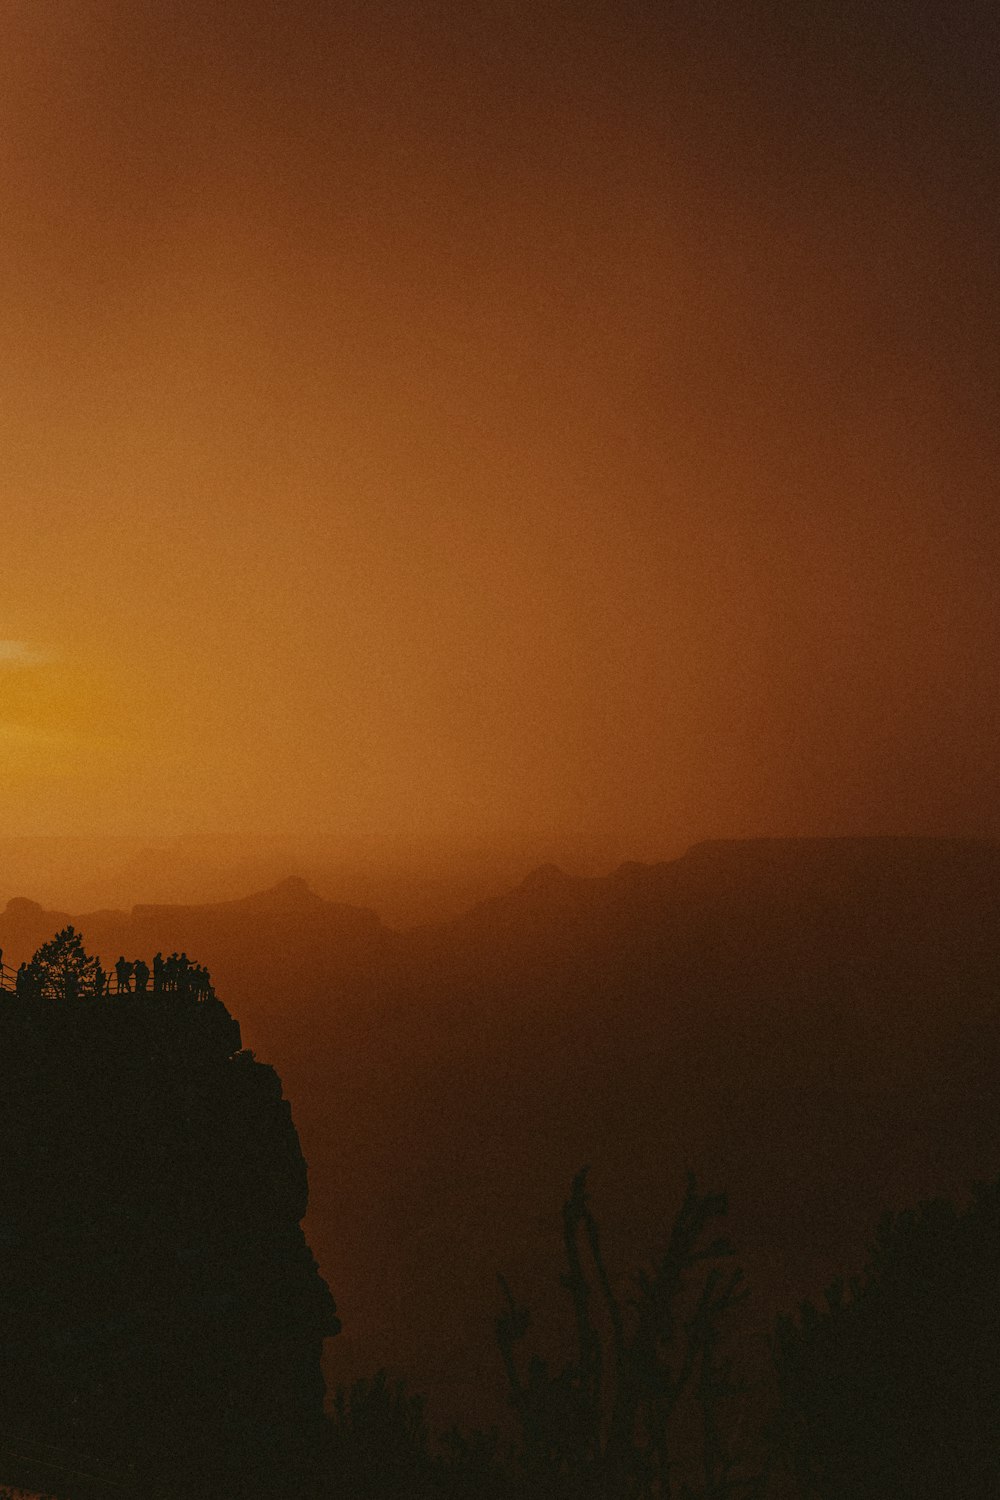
<box><xmin>683</xmin><ymin>834</ymin><xmax>998</xmax><ymax>864</ymax></box>
<box><xmin>0</xmin><ymin>896</ymin><xmax>72</xmax><ymax>941</ymax></box>
<box><xmin>134</xmin><ymin>875</ymin><xmax>333</xmax><ymax>918</ymax></box>
<box><xmin>516</xmin><ymin>862</ymin><xmax>572</xmax><ymax>892</ymax></box>
<box><xmin>236</xmin><ymin>874</ymin><xmax>330</xmax><ymax>911</ymax></box>
<box><xmin>128</xmin><ymin>875</ymin><xmax>386</xmax><ymax>944</ymax></box>
<box><xmin>3</xmin><ymin>896</ymin><xmax>44</xmax><ymax>916</ymax></box>
<box><xmin>676</xmin><ymin>834</ymin><xmax>1000</xmax><ymax>890</ymax></box>
<box><xmin>458</xmin><ymin>862</ymin><xmax>586</xmax><ymax>932</ymax></box>
<box><xmin>498</xmin><ymin>862</ymin><xmax>581</xmax><ymax>913</ymax></box>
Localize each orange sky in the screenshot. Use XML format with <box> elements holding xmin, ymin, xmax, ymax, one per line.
<box><xmin>1</xmin><ymin>1</ymin><xmax>997</xmax><ymax>854</ymax></box>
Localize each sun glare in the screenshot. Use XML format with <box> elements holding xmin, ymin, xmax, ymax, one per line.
<box><xmin>0</xmin><ymin>651</ymin><xmax>127</xmax><ymax>778</ymax></box>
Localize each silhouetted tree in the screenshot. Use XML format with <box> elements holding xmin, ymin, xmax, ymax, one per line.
<box><xmin>497</xmin><ymin>1169</ymin><xmax>761</xmax><ymax>1499</ymax></box>
<box><xmin>29</xmin><ymin>924</ymin><xmax>98</xmax><ymax>999</ymax></box>
<box><xmin>773</xmin><ymin>1177</ymin><xmax>1000</xmax><ymax>1499</ymax></box>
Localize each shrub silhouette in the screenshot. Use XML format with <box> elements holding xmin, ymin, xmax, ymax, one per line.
<box><xmin>322</xmin><ymin>1371</ymin><xmax>510</xmax><ymax>1500</ymax></box>
<box><xmin>324</xmin><ymin>1371</ymin><xmax>436</xmax><ymax>1497</ymax></box>
<box><xmin>773</xmin><ymin>1177</ymin><xmax>1000</xmax><ymax>1499</ymax></box>
<box><xmin>496</xmin><ymin>1169</ymin><xmax>761</xmax><ymax>1500</ymax></box>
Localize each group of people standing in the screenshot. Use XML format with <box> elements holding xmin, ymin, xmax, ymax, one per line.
<box><xmin>111</xmin><ymin>952</ymin><xmax>214</xmax><ymax>998</ymax></box>
<box><xmin>2</xmin><ymin>951</ymin><xmax>215</xmax><ymax>1002</ymax></box>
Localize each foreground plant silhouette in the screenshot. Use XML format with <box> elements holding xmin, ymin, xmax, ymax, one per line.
<box><xmin>321</xmin><ymin>1370</ymin><xmax>509</xmax><ymax>1500</ymax></box>
<box><xmin>773</xmin><ymin>1177</ymin><xmax>1000</xmax><ymax>1500</ymax></box>
<box><xmin>320</xmin><ymin>1172</ymin><xmax>762</xmax><ymax>1500</ymax></box>
<box><xmin>496</xmin><ymin>1169</ymin><xmax>762</xmax><ymax>1500</ymax></box>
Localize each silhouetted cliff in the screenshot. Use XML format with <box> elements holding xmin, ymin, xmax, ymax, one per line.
<box><xmin>0</xmin><ymin>959</ymin><xmax>339</xmax><ymax>1498</ymax></box>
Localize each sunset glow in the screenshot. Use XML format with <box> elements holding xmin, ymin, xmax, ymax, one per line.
<box><xmin>0</xmin><ymin>6</ymin><xmax>997</xmax><ymax>1488</ymax></box>
<box><xmin>1</xmin><ymin>1</ymin><xmax>996</xmax><ymax>854</ymax></box>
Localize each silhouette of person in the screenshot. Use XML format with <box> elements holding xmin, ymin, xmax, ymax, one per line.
<box><xmin>15</xmin><ymin>963</ymin><xmax>29</xmax><ymax>999</ymax></box>
<box><xmin>152</xmin><ymin>953</ymin><xmax>164</xmax><ymax>994</ymax></box>
<box><xmin>94</xmin><ymin>961</ymin><xmax>107</xmax><ymax>997</ymax></box>
<box><xmin>115</xmin><ymin>957</ymin><xmax>132</xmax><ymax>994</ymax></box>
<box><xmin>177</xmin><ymin>953</ymin><xmax>190</xmax><ymax>995</ymax></box>
<box><xmin>134</xmin><ymin>959</ymin><xmax>150</xmax><ymax>995</ymax></box>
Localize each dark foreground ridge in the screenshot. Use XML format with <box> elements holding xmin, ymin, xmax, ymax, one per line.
<box><xmin>0</xmin><ymin>928</ymin><xmax>339</xmax><ymax>1499</ymax></box>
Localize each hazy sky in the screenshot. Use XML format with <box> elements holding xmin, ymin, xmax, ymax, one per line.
<box><xmin>2</xmin><ymin>0</ymin><xmax>997</xmax><ymax>851</ymax></box>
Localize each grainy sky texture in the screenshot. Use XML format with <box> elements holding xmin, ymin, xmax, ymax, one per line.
<box><xmin>2</xmin><ymin>0</ymin><xmax>997</xmax><ymax>849</ymax></box>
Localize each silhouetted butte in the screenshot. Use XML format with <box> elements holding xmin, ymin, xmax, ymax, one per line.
<box><xmin>0</xmin><ymin>931</ymin><xmax>339</xmax><ymax>1498</ymax></box>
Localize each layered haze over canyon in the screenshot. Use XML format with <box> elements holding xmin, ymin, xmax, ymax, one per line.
<box><xmin>2</xmin><ymin>834</ymin><xmax>997</xmax><ymax>1430</ymax></box>
<box><xmin>0</xmin><ymin>832</ymin><xmax>622</xmax><ymax>927</ymax></box>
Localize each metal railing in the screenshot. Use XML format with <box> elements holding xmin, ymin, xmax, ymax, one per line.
<box><xmin>0</xmin><ymin>960</ymin><xmax>215</xmax><ymax>1002</ymax></box>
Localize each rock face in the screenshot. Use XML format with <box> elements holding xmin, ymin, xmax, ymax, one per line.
<box><xmin>0</xmin><ymin>981</ymin><xmax>339</xmax><ymax>1497</ymax></box>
